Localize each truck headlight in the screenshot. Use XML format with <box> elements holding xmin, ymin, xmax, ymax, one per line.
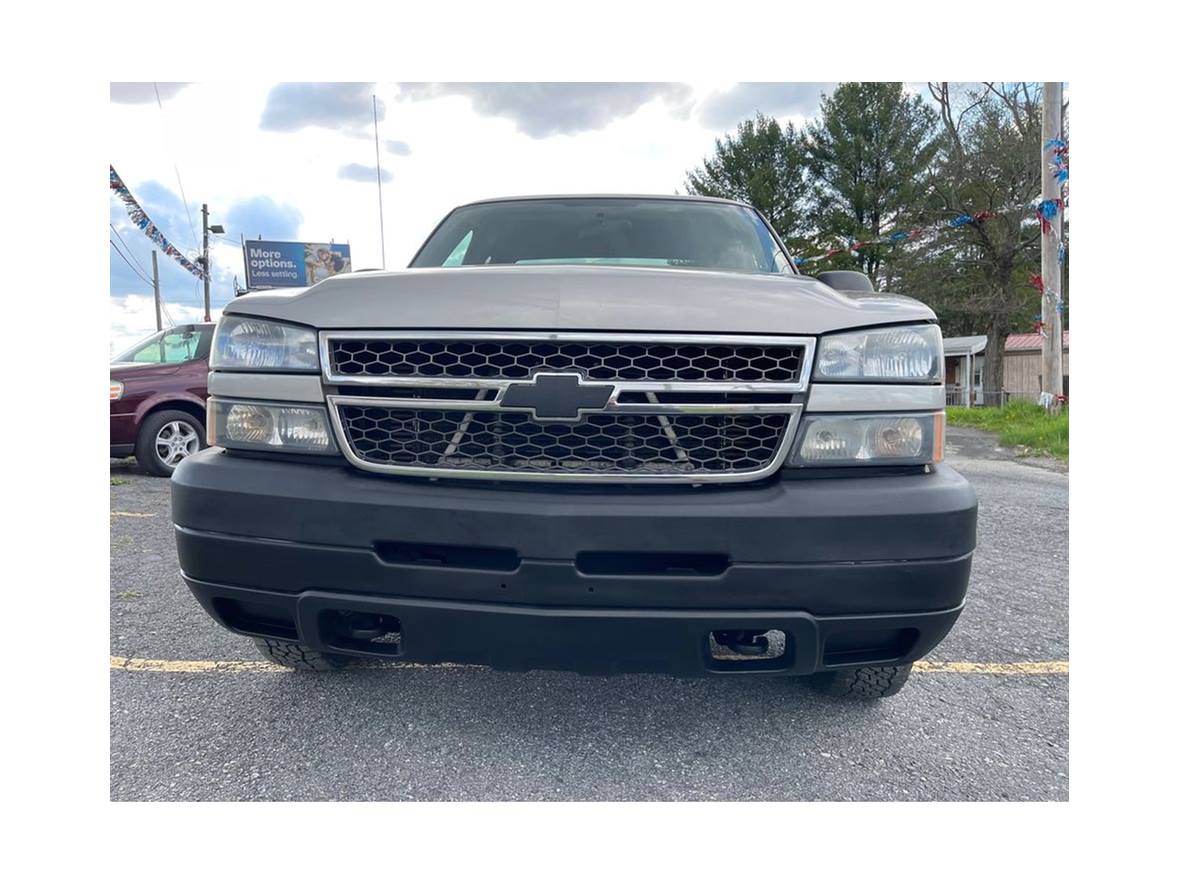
<box><xmin>209</xmin><ymin>399</ymin><xmax>337</xmax><ymax>453</ymax></box>
<box><xmin>211</xmin><ymin>317</ymin><xmax>319</xmax><ymax>372</ymax></box>
<box><xmin>815</xmin><ymin>324</ymin><xmax>943</xmax><ymax>382</ymax></box>
<box><xmin>790</xmin><ymin>412</ymin><xmax>944</xmax><ymax>466</ymax></box>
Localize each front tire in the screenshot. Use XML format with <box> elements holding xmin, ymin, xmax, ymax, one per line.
<box><xmin>253</xmin><ymin>638</ymin><xmax>351</xmax><ymax>671</ymax></box>
<box><xmin>135</xmin><ymin>410</ymin><xmax>204</xmax><ymax>477</ymax></box>
<box><xmin>810</xmin><ymin>664</ymin><xmax>913</xmax><ymax>699</ymax></box>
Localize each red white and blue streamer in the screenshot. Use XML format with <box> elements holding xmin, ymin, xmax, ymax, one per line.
<box><xmin>110</xmin><ymin>165</ymin><xmax>207</xmax><ymax>281</ymax></box>
<box><xmin>1033</xmin><ymin>136</ymin><xmax>1069</xmax><ymax>336</ymax></box>
<box><xmin>794</xmin><ymin>208</ymin><xmax>1011</xmax><ymax>267</ymax></box>
<box><xmin>795</xmin><ymin>146</ymin><xmax>1069</xmax><ymax>271</ymax></box>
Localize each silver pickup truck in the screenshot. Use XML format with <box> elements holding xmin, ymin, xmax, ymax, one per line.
<box><xmin>172</xmin><ymin>195</ymin><xmax>977</xmax><ymax>699</ymax></box>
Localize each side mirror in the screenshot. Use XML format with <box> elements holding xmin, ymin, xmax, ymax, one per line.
<box><xmin>816</xmin><ymin>270</ymin><xmax>875</xmax><ymax>293</ymax></box>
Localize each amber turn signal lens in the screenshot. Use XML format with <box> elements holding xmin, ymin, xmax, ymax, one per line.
<box><xmin>932</xmin><ymin>411</ymin><xmax>945</xmax><ymax>463</ymax></box>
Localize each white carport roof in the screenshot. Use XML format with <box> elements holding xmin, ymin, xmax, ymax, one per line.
<box><xmin>943</xmin><ymin>335</ymin><xmax>988</xmax><ymax>357</ymax></box>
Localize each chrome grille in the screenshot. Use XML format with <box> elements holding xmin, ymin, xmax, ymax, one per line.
<box><xmin>338</xmin><ymin>407</ymin><xmax>790</xmax><ymax>477</ymax></box>
<box><xmin>329</xmin><ymin>336</ymin><xmax>805</xmax><ymax>384</ymax></box>
<box><xmin>322</xmin><ymin>332</ymin><xmax>813</xmax><ymax>483</ymax></box>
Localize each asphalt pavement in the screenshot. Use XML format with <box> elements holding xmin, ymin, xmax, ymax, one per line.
<box><xmin>109</xmin><ymin>430</ymin><xmax>1068</xmax><ymax>801</ymax></box>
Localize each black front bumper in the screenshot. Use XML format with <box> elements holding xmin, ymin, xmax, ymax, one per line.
<box><xmin>172</xmin><ymin>449</ymin><xmax>977</xmax><ymax>676</ymax></box>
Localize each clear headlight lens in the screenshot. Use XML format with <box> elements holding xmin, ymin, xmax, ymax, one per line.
<box><xmin>209</xmin><ymin>399</ymin><xmax>337</xmax><ymax>453</ymax></box>
<box><xmin>211</xmin><ymin>316</ymin><xmax>319</xmax><ymax>371</ymax></box>
<box><xmin>791</xmin><ymin>412</ymin><xmax>944</xmax><ymax>466</ymax></box>
<box><xmin>815</xmin><ymin>324</ymin><xmax>943</xmax><ymax>382</ymax></box>
<box><xmin>110</xmin><ymin>381</ymin><xmax>124</xmax><ymax>401</ymax></box>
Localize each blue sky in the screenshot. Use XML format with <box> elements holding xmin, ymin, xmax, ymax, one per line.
<box><xmin>109</xmin><ymin>82</ymin><xmax>835</xmax><ymax>351</ymax></box>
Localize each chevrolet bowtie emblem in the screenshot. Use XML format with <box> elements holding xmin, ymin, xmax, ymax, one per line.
<box><xmin>499</xmin><ymin>373</ymin><xmax>614</xmax><ymax>420</ymax></box>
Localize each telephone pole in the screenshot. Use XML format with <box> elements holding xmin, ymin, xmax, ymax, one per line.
<box><xmin>1040</xmin><ymin>82</ymin><xmax>1065</xmax><ymax>410</ymax></box>
<box><xmin>200</xmin><ymin>203</ymin><xmax>224</xmax><ymax>322</ymax></box>
<box><xmin>151</xmin><ymin>250</ymin><xmax>162</xmax><ymax>332</ymax></box>
<box><xmin>201</xmin><ymin>203</ymin><xmax>211</xmax><ymax>322</ymax></box>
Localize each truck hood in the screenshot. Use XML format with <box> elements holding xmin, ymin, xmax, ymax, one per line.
<box><xmin>224</xmin><ymin>265</ymin><xmax>935</xmax><ymax>336</ymax></box>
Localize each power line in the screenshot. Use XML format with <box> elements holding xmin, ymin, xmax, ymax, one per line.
<box><xmin>109</xmin><ymin>223</ymin><xmax>152</xmax><ymax>278</ymax></box>
<box><xmin>111</xmin><ymin>235</ymin><xmax>179</xmax><ymax>328</ymax></box>
<box><xmin>154</xmin><ymin>82</ymin><xmax>200</xmax><ymax>251</ymax></box>
<box><xmin>110</xmin><ymin>239</ymin><xmax>153</xmax><ymax>287</ymax></box>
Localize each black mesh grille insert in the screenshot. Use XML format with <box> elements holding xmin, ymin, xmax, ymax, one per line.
<box><xmin>330</xmin><ymin>339</ymin><xmax>804</xmax><ymax>383</ymax></box>
<box><xmin>338</xmin><ymin>406</ymin><xmax>790</xmax><ymax>476</ymax></box>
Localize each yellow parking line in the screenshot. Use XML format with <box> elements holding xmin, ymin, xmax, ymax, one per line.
<box><xmin>913</xmin><ymin>660</ymin><xmax>1068</xmax><ymax>675</ymax></box>
<box><xmin>110</xmin><ymin>655</ymin><xmax>1068</xmax><ymax>676</ymax></box>
<box><xmin>110</xmin><ymin>511</ymin><xmax>156</xmax><ymax>519</ymax></box>
<box><xmin>112</xmin><ymin>656</ymin><xmax>283</xmax><ymax>673</ymax></box>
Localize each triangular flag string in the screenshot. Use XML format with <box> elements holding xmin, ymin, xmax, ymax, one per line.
<box><xmin>110</xmin><ymin>165</ymin><xmax>207</xmax><ymax>281</ymax></box>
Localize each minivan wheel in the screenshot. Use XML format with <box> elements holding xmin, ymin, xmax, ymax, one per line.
<box><xmin>809</xmin><ymin>664</ymin><xmax>913</xmax><ymax>699</ymax></box>
<box><xmin>135</xmin><ymin>410</ymin><xmax>205</xmax><ymax>476</ymax></box>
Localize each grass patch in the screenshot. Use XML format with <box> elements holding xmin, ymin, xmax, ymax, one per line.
<box><xmin>110</xmin><ymin>477</ymin><xmax>130</xmax><ymax>486</ymax></box>
<box><xmin>946</xmin><ymin>400</ymin><xmax>1069</xmax><ymax>461</ymax></box>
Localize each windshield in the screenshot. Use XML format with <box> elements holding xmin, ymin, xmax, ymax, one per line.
<box><xmin>112</xmin><ymin>327</ymin><xmax>210</xmax><ymax>365</ymax></box>
<box><xmin>411</xmin><ymin>198</ymin><xmax>792</xmax><ymax>274</ymax></box>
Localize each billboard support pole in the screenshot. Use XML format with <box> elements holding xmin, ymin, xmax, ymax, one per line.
<box><xmin>241</xmin><ymin>236</ymin><xmax>250</xmax><ymax>293</ymax></box>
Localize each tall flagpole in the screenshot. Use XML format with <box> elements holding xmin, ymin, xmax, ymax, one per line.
<box><xmin>373</xmin><ymin>94</ymin><xmax>387</xmax><ymax>270</ymax></box>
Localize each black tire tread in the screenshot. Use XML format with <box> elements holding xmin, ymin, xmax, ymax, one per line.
<box><xmin>253</xmin><ymin>638</ymin><xmax>349</xmax><ymax>671</ymax></box>
<box><xmin>810</xmin><ymin>663</ymin><xmax>913</xmax><ymax>699</ymax></box>
<box><xmin>135</xmin><ymin>409</ymin><xmax>205</xmax><ymax>477</ymax></box>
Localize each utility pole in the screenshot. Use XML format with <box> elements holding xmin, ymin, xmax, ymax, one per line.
<box><xmin>151</xmin><ymin>250</ymin><xmax>162</xmax><ymax>331</ymax></box>
<box><xmin>200</xmin><ymin>203</ymin><xmax>224</xmax><ymax>322</ymax></box>
<box><xmin>1040</xmin><ymin>82</ymin><xmax>1065</xmax><ymax>410</ymax></box>
<box><xmin>373</xmin><ymin>94</ymin><xmax>387</xmax><ymax>270</ymax></box>
<box><xmin>201</xmin><ymin>202</ymin><xmax>211</xmax><ymax>322</ymax></box>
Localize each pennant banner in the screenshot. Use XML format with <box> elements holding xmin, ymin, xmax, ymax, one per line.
<box><xmin>1045</xmin><ymin>137</ymin><xmax>1069</xmax><ymax>191</ymax></box>
<box><xmin>795</xmin><ymin>137</ymin><xmax>1068</xmax><ymax>268</ymax></box>
<box><xmin>109</xmin><ymin>165</ymin><xmax>207</xmax><ymax>281</ymax></box>
<box><xmin>794</xmin><ymin>204</ymin><xmax>1032</xmax><ymax>267</ymax></box>
<box><xmin>1035</xmin><ymin>136</ymin><xmax>1069</xmax><ymax>333</ymax></box>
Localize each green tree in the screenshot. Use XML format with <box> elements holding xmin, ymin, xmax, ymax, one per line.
<box><xmin>804</xmin><ymin>82</ymin><xmax>939</xmax><ymax>286</ymax></box>
<box><xmin>684</xmin><ymin>113</ymin><xmax>809</xmax><ymax>248</ymax></box>
<box><xmin>903</xmin><ymin>82</ymin><xmax>1048</xmax><ymax>403</ymax></box>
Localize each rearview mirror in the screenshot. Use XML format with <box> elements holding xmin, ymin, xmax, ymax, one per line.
<box><xmin>816</xmin><ymin>270</ymin><xmax>875</xmax><ymax>293</ymax></box>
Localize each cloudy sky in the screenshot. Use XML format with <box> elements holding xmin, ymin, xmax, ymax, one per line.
<box><xmin>109</xmin><ymin>81</ymin><xmax>833</xmax><ymax>352</ymax></box>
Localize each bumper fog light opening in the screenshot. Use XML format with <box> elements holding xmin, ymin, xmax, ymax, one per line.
<box><xmin>709</xmin><ymin>629</ymin><xmax>787</xmax><ymax>662</ymax></box>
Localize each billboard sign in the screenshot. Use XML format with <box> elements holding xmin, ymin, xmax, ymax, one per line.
<box><xmin>243</xmin><ymin>240</ymin><xmax>352</xmax><ymax>289</ymax></box>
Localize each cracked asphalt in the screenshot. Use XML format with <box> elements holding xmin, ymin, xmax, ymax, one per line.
<box><xmin>110</xmin><ymin>430</ymin><xmax>1068</xmax><ymax>801</ymax></box>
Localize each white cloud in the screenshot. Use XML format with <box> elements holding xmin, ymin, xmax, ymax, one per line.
<box><xmin>339</xmin><ymin>162</ymin><xmax>392</xmax><ymax>183</ymax></box>
<box><xmin>396</xmin><ymin>82</ymin><xmax>692</xmax><ymax>138</ymax></box>
<box><xmin>110</xmin><ymin>294</ymin><xmax>222</xmax><ymax>356</ymax></box>
<box><xmin>259</xmin><ymin>83</ymin><xmax>381</xmax><ymax>134</ymax></box>
<box><xmin>695</xmin><ymin>83</ymin><xmax>835</xmax><ymax>129</ymax></box>
<box><xmin>110</xmin><ymin>82</ymin><xmax>188</xmax><ymax>104</ymax></box>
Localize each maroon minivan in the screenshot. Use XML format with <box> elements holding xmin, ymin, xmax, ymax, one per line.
<box><xmin>110</xmin><ymin>323</ymin><xmax>214</xmax><ymax>476</ymax></box>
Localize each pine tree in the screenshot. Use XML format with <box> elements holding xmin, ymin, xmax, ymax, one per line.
<box><xmin>684</xmin><ymin>113</ymin><xmax>809</xmax><ymax>250</ymax></box>
<box><xmin>804</xmin><ymin>82</ymin><xmax>939</xmax><ymax>286</ymax></box>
